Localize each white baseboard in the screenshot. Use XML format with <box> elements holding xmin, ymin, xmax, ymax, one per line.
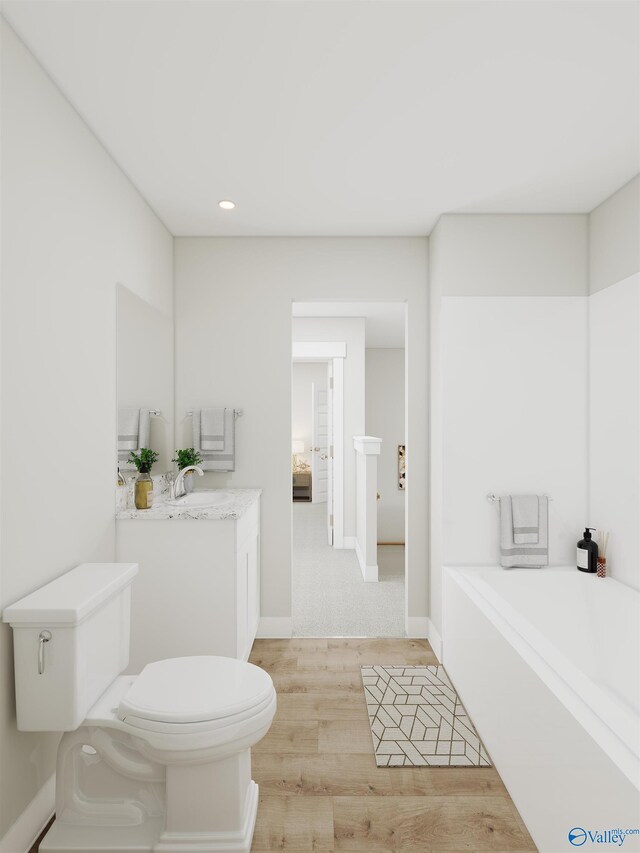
<box><xmin>427</xmin><ymin>619</ymin><xmax>443</xmax><ymax>662</ymax></box>
<box><xmin>354</xmin><ymin>539</ymin><xmax>378</xmax><ymax>582</ymax></box>
<box><xmin>364</xmin><ymin>565</ymin><xmax>379</xmax><ymax>582</ymax></box>
<box><xmin>339</xmin><ymin>536</ymin><xmax>356</xmax><ymax>549</ymax></box>
<box><xmin>0</xmin><ymin>773</ymin><xmax>54</xmax><ymax>853</ymax></box>
<box><xmin>406</xmin><ymin>617</ymin><xmax>442</xmax><ymax>661</ymax></box>
<box><xmin>354</xmin><ymin>539</ymin><xmax>363</xmax><ymax>570</ymax></box>
<box><xmin>256</xmin><ymin>617</ymin><xmax>293</xmax><ymax>639</ymax></box>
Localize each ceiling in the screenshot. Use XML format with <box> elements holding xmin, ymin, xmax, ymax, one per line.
<box><xmin>2</xmin><ymin>1</ymin><xmax>638</xmax><ymax>237</ymax></box>
<box><xmin>293</xmin><ymin>302</ymin><xmax>405</xmax><ymax>348</ymax></box>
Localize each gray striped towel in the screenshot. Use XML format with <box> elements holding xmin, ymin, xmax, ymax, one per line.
<box><xmin>500</xmin><ymin>495</ymin><xmax>548</xmax><ymax>568</ymax></box>
<box><xmin>200</xmin><ymin>408</ymin><xmax>225</xmax><ymax>451</ymax></box>
<box><xmin>118</xmin><ymin>407</ymin><xmax>139</xmax><ymax>452</ymax></box>
<box><xmin>118</xmin><ymin>408</ymin><xmax>150</xmax><ymax>470</ymax></box>
<box><xmin>193</xmin><ymin>408</ymin><xmax>235</xmax><ymax>472</ymax></box>
<box><xmin>512</xmin><ymin>494</ymin><xmax>539</xmax><ymax>544</ymax></box>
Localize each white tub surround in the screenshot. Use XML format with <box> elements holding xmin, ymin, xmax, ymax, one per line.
<box><xmin>443</xmin><ymin>565</ymin><xmax>640</xmax><ymax>853</ymax></box>
<box><xmin>589</xmin><ymin>272</ymin><xmax>640</xmax><ymax>590</ymax></box>
<box><xmin>353</xmin><ymin>436</ymin><xmax>381</xmax><ymax>582</ymax></box>
<box><xmin>441</xmin><ymin>296</ymin><xmax>588</xmax><ymax>569</ymax></box>
<box><xmin>116</xmin><ymin>494</ymin><xmax>261</xmax><ymax>668</ymax></box>
<box><xmin>117</xmin><ymin>488</ymin><xmax>261</xmax><ymax>521</ymax></box>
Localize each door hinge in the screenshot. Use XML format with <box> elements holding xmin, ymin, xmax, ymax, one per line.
<box><xmin>329</xmin><ymin>377</ymin><xmax>333</xmax><ymax>389</ymax></box>
<box><xmin>330</xmin><ymin>445</ymin><xmax>334</xmax><ymax>458</ymax></box>
<box><xmin>329</xmin><ymin>514</ymin><xmax>333</xmax><ymax>527</ymax></box>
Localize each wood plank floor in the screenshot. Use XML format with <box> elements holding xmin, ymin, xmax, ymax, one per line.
<box><xmin>31</xmin><ymin>638</ymin><xmax>537</xmax><ymax>852</ymax></box>
<box><xmin>249</xmin><ymin>638</ymin><xmax>537</xmax><ymax>852</ymax></box>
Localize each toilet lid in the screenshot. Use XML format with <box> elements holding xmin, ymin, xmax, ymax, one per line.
<box><xmin>118</xmin><ymin>656</ymin><xmax>274</xmax><ymax>725</ymax></box>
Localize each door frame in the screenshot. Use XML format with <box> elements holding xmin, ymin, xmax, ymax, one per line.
<box><xmin>292</xmin><ymin>341</ymin><xmax>346</xmax><ymax>548</ymax></box>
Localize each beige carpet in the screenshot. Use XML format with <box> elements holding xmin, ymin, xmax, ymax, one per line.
<box><xmin>292</xmin><ymin>502</ymin><xmax>405</xmax><ymax>637</ymax></box>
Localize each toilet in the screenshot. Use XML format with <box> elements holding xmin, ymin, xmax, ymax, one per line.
<box><xmin>3</xmin><ymin>562</ymin><xmax>276</xmax><ymax>853</ymax></box>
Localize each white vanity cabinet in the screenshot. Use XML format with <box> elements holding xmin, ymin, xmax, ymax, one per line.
<box><xmin>116</xmin><ymin>493</ymin><xmax>260</xmax><ymax>673</ymax></box>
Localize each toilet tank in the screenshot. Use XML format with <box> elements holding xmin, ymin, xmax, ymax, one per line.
<box><xmin>3</xmin><ymin>562</ymin><xmax>138</xmax><ymax>731</ymax></box>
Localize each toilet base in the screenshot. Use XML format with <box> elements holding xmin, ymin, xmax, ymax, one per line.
<box><xmin>155</xmin><ymin>780</ymin><xmax>259</xmax><ymax>852</ymax></box>
<box><xmin>41</xmin><ymin>722</ymin><xmax>265</xmax><ymax>853</ymax></box>
<box><xmin>40</xmin><ymin>781</ymin><xmax>259</xmax><ymax>853</ymax></box>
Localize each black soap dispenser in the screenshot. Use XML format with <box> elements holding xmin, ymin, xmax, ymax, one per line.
<box><xmin>577</xmin><ymin>528</ymin><xmax>598</xmax><ymax>573</ymax></box>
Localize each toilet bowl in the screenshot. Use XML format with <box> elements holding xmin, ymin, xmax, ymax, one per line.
<box><xmin>3</xmin><ymin>563</ymin><xmax>276</xmax><ymax>853</ymax></box>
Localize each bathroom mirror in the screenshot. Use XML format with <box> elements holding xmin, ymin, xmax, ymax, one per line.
<box><xmin>116</xmin><ymin>284</ymin><xmax>174</xmax><ymax>474</ymax></box>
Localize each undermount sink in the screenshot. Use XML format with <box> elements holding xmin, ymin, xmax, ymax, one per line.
<box><xmin>167</xmin><ymin>490</ymin><xmax>233</xmax><ymax>508</ymax></box>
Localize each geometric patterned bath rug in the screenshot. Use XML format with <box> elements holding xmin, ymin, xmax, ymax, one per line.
<box><xmin>361</xmin><ymin>665</ymin><xmax>492</xmax><ymax>767</ymax></box>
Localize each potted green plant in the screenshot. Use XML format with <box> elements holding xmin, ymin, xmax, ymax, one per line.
<box><xmin>128</xmin><ymin>448</ymin><xmax>160</xmax><ymax>510</ymax></box>
<box><xmin>172</xmin><ymin>448</ymin><xmax>203</xmax><ymax>493</ymax></box>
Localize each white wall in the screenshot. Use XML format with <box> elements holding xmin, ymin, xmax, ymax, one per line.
<box><xmin>430</xmin><ymin>214</ymin><xmax>588</xmax><ymax>296</ymax></box>
<box><xmin>0</xmin><ymin>21</ymin><xmax>173</xmax><ymax>842</ymax></box>
<box><xmin>589</xmin><ymin>275</ymin><xmax>639</xmax><ymax>589</ymax></box>
<box><xmin>588</xmin><ymin>177</ymin><xmax>640</xmax><ymax>590</ymax></box>
<box><xmin>293</xmin><ymin>317</ymin><xmax>365</xmax><ymax>537</ymax></box>
<box><xmin>589</xmin><ymin>176</ymin><xmax>640</xmax><ymax>294</ymax></box>
<box><xmin>291</xmin><ymin>362</ymin><xmax>326</xmax><ymax>470</ymax></box>
<box><xmin>117</xmin><ymin>285</ymin><xmax>174</xmax><ymax>473</ymax></box>
<box><xmin>174</xmin><ymin>237</ymin><xmax>429</xmax><ymax>627</ymax></box>
<box><xmin>430</xmin><ymin>214</ymin><xmax>589</xmax><ymax>637</ymax></box>
<box><xmin>428</xmin><ymin>224</ymin><xmax>445</xmax><ymax>645</ymax></box>
<box><xmin>354</xmin><ymin>437</ymin><xmax>381</xmax><ymax>582</ymax></box>
<box><xmin>365</xmin><ymin>348</ymin><xmax>405</xmax><ymax>543</ymax></box>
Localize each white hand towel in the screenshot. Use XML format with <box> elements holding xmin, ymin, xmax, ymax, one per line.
<box><xmin>138</xmin><ymin>409</ymin><xmax>150</xmax><ymax>450</ymax></box>
<box><xmin>118</xmin><ymin>408</ymin><xmax>139</xmax><ymax>451</ymax></box>
<box><xmin>512</xmin><ymin>494</ymin><xmax>539</xmax><ymax>544</ymax></box>
<box><xmin>201</xmin><ymin>408</ymin><xmax>226</xmax><ymax>451</ymax></box>
<box><xmin>500</xmin><ymin>495</ymin><xmax>548</xmax><ymax>568</ymax></box>
<box><xmin>193</xmin><ymin>408</ymin><xmax>236</xmax><ymax>472</ymax></box>
<box><xmin>118</xmin><ymin>408</ymin><xmax>150</xmax><ymax>470</ymax></box>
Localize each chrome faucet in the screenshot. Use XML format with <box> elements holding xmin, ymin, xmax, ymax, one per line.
<box><xmin>171</xmin><ymin>465</ymin><xmax>204</xmax><ymax>499</ymax></box>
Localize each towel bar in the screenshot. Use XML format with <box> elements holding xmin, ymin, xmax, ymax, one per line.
<box><xmin>487</xmin><ymin>493</ymin><xmax>552</xmax><ymax>502</ymax></box>
<box><xmin>186</xmin><ymin>409</ymin><xmax>243</xmax><ymax>418</ymax></box>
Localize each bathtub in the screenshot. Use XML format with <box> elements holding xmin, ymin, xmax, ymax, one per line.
<box><xmin>443</xmin><ymin>565</ymin><xmax>640</xmax><ymax>853</ymax></box>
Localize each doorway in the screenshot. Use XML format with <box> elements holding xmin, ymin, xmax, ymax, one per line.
<box><xmin>291</xmin><ymin>303</ymin><xmax>407</xmax><ymax>637</ymax></box>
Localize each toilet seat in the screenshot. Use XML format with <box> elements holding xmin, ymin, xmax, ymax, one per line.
<box><xmin>118</xmin><ymin>656</ymin><xmax>274</xmax><ymax>732</ymax></box>
<box><xmin>82</xmin><ymin>657</ymin><xmax>276</xmax><ymax>758</ymax></box>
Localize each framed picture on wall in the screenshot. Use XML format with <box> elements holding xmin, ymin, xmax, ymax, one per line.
<box><xmin>398</xmin><ymin>444</ymin><xmax>406</xmax><ymax>490</ymax></box>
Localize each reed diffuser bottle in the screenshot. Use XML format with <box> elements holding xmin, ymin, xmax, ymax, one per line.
<box><xmin>597</xmin><ymin>531</ymin><xmax>610</xmax><ymax>578</ymax></box>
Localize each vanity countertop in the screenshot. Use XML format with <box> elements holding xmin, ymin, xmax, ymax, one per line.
<box><xmin>116</xmin><ymin>489</ymin><xmax>261</xmax><ymax>521</ymax></box>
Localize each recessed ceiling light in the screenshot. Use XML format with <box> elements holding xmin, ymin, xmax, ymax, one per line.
<box><xmin>218</xmin><ymin>200</ymin><xmax>236</xmax><ymax>210</ymax></box>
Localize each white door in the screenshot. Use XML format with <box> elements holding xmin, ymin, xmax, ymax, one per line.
<box><xmin>311</xmin><ymin>382</ymin><xmax>329</xmax><ymax>504</ymax></box>
<box><xmin>325</xmin><ymin>362</ymin><xmax>334</xmax><ymax>545</ymax></box>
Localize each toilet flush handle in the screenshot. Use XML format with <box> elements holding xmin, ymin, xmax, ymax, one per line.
<box><xmin>38</xmin><ymin>630</ymin><xmax>52</xmax><ymax>675</ymax></box>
